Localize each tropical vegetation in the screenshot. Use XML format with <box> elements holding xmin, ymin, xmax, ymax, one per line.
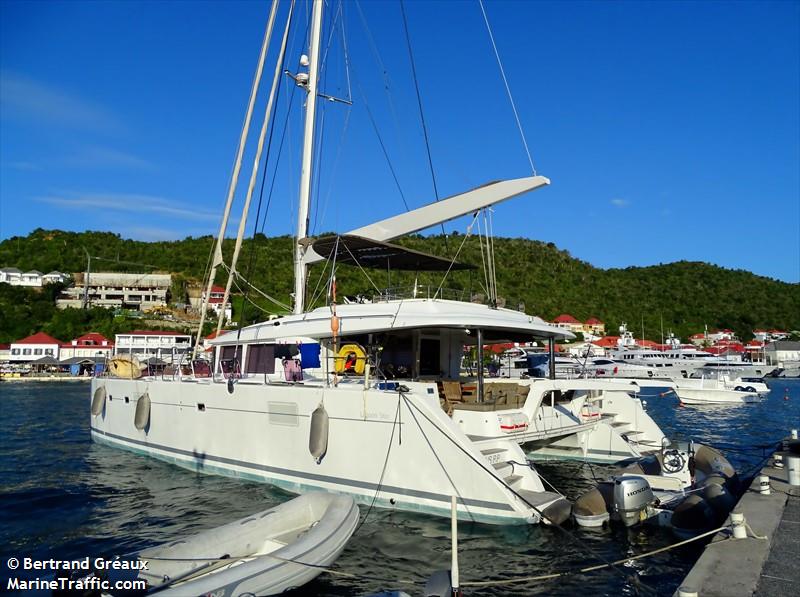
<box><xmin>0</xmin><ymin>228</ymin><xmax>797</xmax><ymax>344</ymax></box>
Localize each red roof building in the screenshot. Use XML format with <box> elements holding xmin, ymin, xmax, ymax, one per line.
<box><xmin>15</xmin><ymin>331</ymin><xmax>64</xmax><ymax>345</ymax></box>
<box><xmin>62</xmin><ymin>332</ymin><xmax>112</xmax><ymax>347</ymax></box>
<box><xmin>10</xmin><ymin>332</ymin><xmax>64</xmax><ymax>362</ymax></box>
<box><xmin>592</xmin><ymin>336</ymin><xmax>619</xmax><ymax>348</ymax></box>
<box><xmin>553</xmin><ymin>314</ymin><xmax>580</xmax><ymax>324</ymax></box>
<box><xmin>583</xmin><ymin>316</ymin><xmax>606</xmax><ymax>336</ymax></box>
<box><xmin>60</xmin><ymin>332</ymin><xmax>114</xmax><ymax>360</ymax></box>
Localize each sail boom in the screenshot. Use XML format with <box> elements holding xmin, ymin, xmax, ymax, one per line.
<box><xmin>303</xmin><ymin>175</ymin><xmax>549</xmax><ymax>265</ymax></box>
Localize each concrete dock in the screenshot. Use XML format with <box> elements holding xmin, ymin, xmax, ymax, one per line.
<box><xmin>676</xmin><ymin>453</ymin><xmax>799</xmax><ymax>596</ymax></box>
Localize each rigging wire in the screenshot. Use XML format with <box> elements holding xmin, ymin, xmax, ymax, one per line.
<box><xmin>222</xmin><ymin>263</ymin><xmax>292</xmax><ymax>313</ymax></box>
<box><xmin>313</xmin><ymin>1</ymin><xmax>356</xmax><ymax>232</ymax></box>
<box><xmin>354</xmin><ymin>0</ymin><xmax>405</xmax><ymax>155</ymax></box>
<box><xmin>433</xmin><ymin>212</ymin><xmax>479</xmax><ymax>299</ymax></box>
<box><xmin>398</xmin><ymin>0</ymin><xmax>448</xmax><ymax>245</ymax></box>
<box><xmin>306</xmin><ymin>249</ymin><xmax>332</xmax><ymax>310</ymax></box>
<box><xmin>351</xmin><ymin>73</ymin><xmax>410</xmax><ymax>211</ymax></box>
<box><xmin>487</xmin><ymin>207</ymin><xmax>499</xmax><ymax>304</ymax></box>
<box><xmin>474</xmin><ymin>214</ymin><xmax>491</xmax><ymax>299</ymax></box>
<box><xmin>312</xmin><ymin>0</ymin><xmax>353</xmax><ymax>235</ymax></box>
<box><xmin>477</xmin><ymin>0</ymin><xmax>537</xmax><ymax>176</ymax></box>
<box><xmin>340</xmin><ymin>239</ymin><xmax>382</xmax><ymax>294</ymax></box>
<box><xmin>351</xmin><ymin>394</ymin><xmax>403</xmax><ymax>537</ymax></box>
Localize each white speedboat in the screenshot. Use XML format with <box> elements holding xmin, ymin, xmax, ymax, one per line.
<box><xmin>672</xmin><ymin>376</ymin><xmax>761</xmax><ymax>404</ymax></box>
<box><xmin>677</xmin><ymin>374</ymin><xmax>769</xmax><ymax>396</ymax></box>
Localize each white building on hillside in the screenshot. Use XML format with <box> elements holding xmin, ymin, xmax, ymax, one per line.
<box><xmin>57</xmin><ymin>272</ymin><xmax>171</xmax><ymax>311</ymax></box>
<box><xmin>0</xmin><ymin>268</ymin><xmax>22</xmax><ymax>284</ymax></box>
<box><xmin>189</xmin><ymin>285</ymin><xmax>233</xmax><ymax>323</ymax></box>
<box><xmin>114</xmin><ymin>330</ymin><xmax>192</xmax><ymax>362</ymax></box>
<box><xmin>9</xmin><ymin>332</ymin><xmax>64</xmax><ymax>362</ymax></box>
<box><xmin>1</xmin><ymin>268</ymin><xmax>69</xmax><ymax>287</ymax></box>
<box><xmin>43</xmin><ymin>271</ymin><xmax>70</xmax><ymax>284</ymax></box>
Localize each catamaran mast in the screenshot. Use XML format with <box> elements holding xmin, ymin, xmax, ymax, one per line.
<box><xmin>293</xmin><ymin>0</ymin><xmax>324</xmax><ymax>314</ymax></box>
<box><xmin>193</xmin><ymin>0</ymin><xmax>279</xmax><ymax>356</ymax></box>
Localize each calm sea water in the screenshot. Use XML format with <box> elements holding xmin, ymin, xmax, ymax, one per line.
<box><xmin>1</xmin><ymin>380</ymin><xmax>798</xmax><ymax>596</ymax></box>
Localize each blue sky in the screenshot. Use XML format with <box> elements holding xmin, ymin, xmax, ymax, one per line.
<box><xmin>1</xmin><ymin>0</ymin><xmax>798</xmax><ymax>282</ymax></box>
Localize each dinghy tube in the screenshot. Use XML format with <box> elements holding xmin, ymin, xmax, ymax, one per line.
<box><xmin>573</xmin><ymin>442</ymin><xmax>740</xmax><ymax>535</ymax></box>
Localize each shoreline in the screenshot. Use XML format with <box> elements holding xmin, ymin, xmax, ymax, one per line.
<box><xmin>0</xmin><ymin>376</ymin><xmax>92</xmax><ymax>383</ymax></box>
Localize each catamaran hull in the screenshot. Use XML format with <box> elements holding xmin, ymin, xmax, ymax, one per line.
<box><xmin>90</xmin><ymin>377</ymin><xmax>563</xmax><ymax>525</ymax></box>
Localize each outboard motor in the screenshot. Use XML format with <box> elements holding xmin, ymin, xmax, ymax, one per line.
<box><xmin>612</xmin><ymin>475</ymin><xmax>655</xmax><ymax>527</ymax></box>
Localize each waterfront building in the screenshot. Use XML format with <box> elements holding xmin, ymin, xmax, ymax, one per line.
<box><xmin>59</xmin><ymin>332</ymin><xmax>114</xmax><ymax>360</ymax></box>
<box><xmin>9</xmin><ymin>332</ymin><xmax>63</xmax><ymax>362</ymax></box>
<box><xmin>114</xmin><ymin>330</ymin><xmax>192</xmax><ymax>362</ymax></box>
<box><xmin>0</xmin><ymin>343</ymin><xmax>9</xmax><ymax>364</ymax></box>
<box><xmin>57</xmin><ymin>272</ymin><xmax>171</xmax><ymax>311</ymax></box>
<box><xmin>765</xmin><ymin>341</ymin><xmax>800</xmax><ymax>368</ymax></box>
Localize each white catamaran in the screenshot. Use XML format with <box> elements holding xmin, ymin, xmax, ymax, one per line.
<box><xmin>89</xmin><ymin>0</ymin><xmax>630</xmax><ymax>525</ymax></box>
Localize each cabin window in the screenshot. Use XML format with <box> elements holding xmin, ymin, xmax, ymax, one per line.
<box><xmin>220</xmin><ymin>346</ymin><xmax>238</xmax><ymax>361</ymax></box>
<box><xmin>246</xmin><ymin>344</ymin><xmax>276</xmax><ymax>374</ymax></box>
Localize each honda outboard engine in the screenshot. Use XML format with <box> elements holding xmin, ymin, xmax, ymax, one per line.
<box><xmin>612</xmin><ymin>475</ymin><xmax>655</xmax><ymax>527</ymax></box>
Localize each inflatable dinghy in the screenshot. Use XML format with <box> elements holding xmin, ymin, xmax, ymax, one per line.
<box><xmin>573</xmin><ymin>442</ymin><xmax>739</xmax><ymax>536</ymax></box>
<box><xmin>59</xmin><ymin>492</ymin><xmax>359</xmax><ymax>596</ymax></box>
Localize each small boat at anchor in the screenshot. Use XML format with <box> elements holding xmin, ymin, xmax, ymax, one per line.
<box><xmin>573</xmin><ymin>442</ymin><xmax>740</xmax><ymax>536</ymax></box>
<box><xmin>672</xmin><ymin>376</ymin><xmax>761</xmax><ymax>405</ymax></box>
<box><xmin>62</xmin><ymin>492</ymin><xmax>359</xmax><ymax>596</ymax></box>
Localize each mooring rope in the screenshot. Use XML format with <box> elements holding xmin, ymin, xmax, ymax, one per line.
<box><xmin>397</xmin><ymin>392</ymin><xmax>659</xmax><ymax>595</ymax></box>
<box><xmin>461</xmin><ymin>520</ymin><xmax>768</xmax><ymax>588</ymax></box>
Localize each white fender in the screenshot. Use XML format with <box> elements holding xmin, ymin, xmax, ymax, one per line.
<box><xmin>309</xmin><ymin>404</ymin><xmax>329</xmax><ymax>464</ymax></box>
<box><xmin>91</xmin><ymin>386</ymin><xmax>106</xmax><ymax>416</ymax></box>
<box><xmin>134</xmin><ymin>392</ymin><xmax>151</xmax><ymax>431</ymax></box>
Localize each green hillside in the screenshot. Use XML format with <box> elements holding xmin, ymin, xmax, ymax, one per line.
<box><xmin>0</xmin><ymin>228</ymin><xmax>797</xmax><ymax>344</ymax></box>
